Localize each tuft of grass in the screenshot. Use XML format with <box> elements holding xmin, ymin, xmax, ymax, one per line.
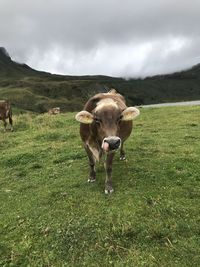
<box><xmin>0</xmin><ymin>106</ymin><xmax>200</xmax><ymax>266</ymax></box>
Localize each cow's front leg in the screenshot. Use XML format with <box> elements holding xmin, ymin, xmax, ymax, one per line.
<box><xmin>120</xmin><ymin>142</ymin><xmax>126</xmax><ymax>160</ymax></box>
<box><xmin>84</xmin><ymin>144</ymin><xmax>96</xmax><ymax>182</ymax></box>
<box><xmin>104</xmin><ymin>152</ymin><xmax>115</xmax><ymax>194</ymax></box>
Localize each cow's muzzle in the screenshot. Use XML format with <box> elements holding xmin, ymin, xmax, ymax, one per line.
<box><xmin>102</xmin><ymin>136</ymin><xmax>121</xmax><ymax>152</ymax></box>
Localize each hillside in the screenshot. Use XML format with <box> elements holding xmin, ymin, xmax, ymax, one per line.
<box><xmin>0</xmin><ymin>47</ymin><xmax>42</xmax><ymax>78</ymax></box>
<box><xmin>0</xmin><ymin>47</ymin><xmax>200</xmax><ymax>112</ymax></box>
<box><xmin>0</xmin><ymin>106</ymin><xmax>200</xmax><ymax>266</ymax></box>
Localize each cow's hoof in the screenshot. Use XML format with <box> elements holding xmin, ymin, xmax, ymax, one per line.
<box><xmin>120</xmin><ymin>155</ymin><xmax>126</xmax><ymax>160</ymax></box>
<box><xmin>88</xmin><ymin>178</ymin><xmax>96</xmax><ymax>183</ymax></box>
<box><xmin>105</xmin><ymin>188</ymin><xmax>114</xmax><ymax>194</ymax></box>
<box><xmin>105</xmin><ymin>185</ymin><xmax>114</xmax><ymax>194</ymax></box>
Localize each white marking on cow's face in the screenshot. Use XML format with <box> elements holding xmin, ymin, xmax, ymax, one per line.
<box><xmin>95</xmin><ymin>98</ymin><xmax>118</xmax><ymax>111</ymax></box>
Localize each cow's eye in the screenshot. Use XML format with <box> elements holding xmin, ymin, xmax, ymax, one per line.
<box><xmin>94</xmin><ymin>118</ymin><xmax>101</xmax><ymax>125</ymax></box>
<box><xmin>117</xmin><ymin>115</ymin><xmax>123</xmax><ymax>123</ymax></box>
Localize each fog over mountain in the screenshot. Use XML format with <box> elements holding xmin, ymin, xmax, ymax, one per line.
<box><xmin>1</xmin><ymin>0</ymin><xmax>200</xmax><ymax>77</ymax></box>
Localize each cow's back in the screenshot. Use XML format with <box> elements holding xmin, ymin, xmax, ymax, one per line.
<box><xmin>84</xmin><ymin>92</ymin><xmax>127</xmax><ymax>113</ymax></box>
<box><xmin>0</xmin><ymin>100</ymin><xmax>8</xmax><ymax>108</ymax></box>
<box><xmin>0</xmin><ymin>100</ymin><xmax>9</xmax><ymax>116</ymax></box>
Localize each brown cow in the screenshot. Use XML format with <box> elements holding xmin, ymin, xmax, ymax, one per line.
<box><xmin>0</xmin><ymin>100</ymin><xmax>13</xmax><ymax>131</ymax></box>
<box><xmin>75</xmin><ymin>89</ymin><xmax>140</xmax><ymax>194</ymax></box>
<box><xmin>48</xmin><ymin>107</ymin><xmax>61</xmax><ymax>115</ymax></box>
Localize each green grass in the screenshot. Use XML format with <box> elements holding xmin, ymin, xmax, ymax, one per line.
<box><xmin>0</xmin><ymin>106</ymin><xmax>200</xmax><ymax>266</ymax></box>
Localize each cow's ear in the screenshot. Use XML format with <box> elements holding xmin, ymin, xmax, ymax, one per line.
<box><xmin>75</xmin><ymin>111</ymin><xmax>94</xmax><ymax>124</ymax></box>
<box><xmin>121</xmin><ymin>107</ymin><xmax>140</xmax><ymax>121</ymax></box>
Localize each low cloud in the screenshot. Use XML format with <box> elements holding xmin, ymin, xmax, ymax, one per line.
<box><xmin>1</xmin><ymin>0</ymin><xmax>200</xmax><ymax>77</ymax></box>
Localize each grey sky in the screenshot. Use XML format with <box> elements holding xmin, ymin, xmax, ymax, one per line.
<box><xmin>1</xmin><ymin>0</ymin><xmax>200</xmax><ymax>77</ymax></box>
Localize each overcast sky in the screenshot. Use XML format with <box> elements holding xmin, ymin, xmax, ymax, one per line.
<box><xmin>1</xmin><ymin>0</ymin><xmax>200</xmax><ymax>78</ymax></box>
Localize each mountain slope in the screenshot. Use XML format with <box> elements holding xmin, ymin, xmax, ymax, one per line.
<box><xmin>0</xmin><ymin>47</ymin><xmax>43</xmax><ymax>78</ymax></box>
<box><xmin>0</xmin><ymin>47</ymin><xmax>200</xmax><ymax>112</ymax></box>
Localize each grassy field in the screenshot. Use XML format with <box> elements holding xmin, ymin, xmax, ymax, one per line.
<box><xmin>0</xmin><ymin>106</ymin><xmax>200</xmax><ymax>266</ymax></box>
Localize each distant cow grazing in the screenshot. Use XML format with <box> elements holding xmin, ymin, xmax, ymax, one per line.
<box><xmin>0</xmin><ymin>100</ymin><xmax>13</xmax><ymax>132</ymax></box>
<box><xmin>75</xmin><ymin>89</ymin><xmax>140</xmax><ymax>194</ymax></box>
<box><xmin>48</xmin><ymin>107</ymin><xmax>60</xmax><ymax>115</ymax></box>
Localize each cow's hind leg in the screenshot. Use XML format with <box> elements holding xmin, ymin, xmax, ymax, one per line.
<box><xmin>104</xmin><ymin>152</ymin><xmax>115</xmax><ymax>194</ymax></box>
<box><xmin>9</xmin><ymin>115</ymin><xmax>13</xmax><ymax>131</ymax></box>
<box><xmin>120</xmin><ymin>142</ymin><xmax>126</xmax><ymax>160</ymax></box>
<box><xmin>3</xmin><ymin>119</ymin><xmax>7</xmax><ymax>132</ymax></box>
<box><xmin>84</xmin><ymin>144</ymin><xmax>96</xmax><ymax>182</ymax></box>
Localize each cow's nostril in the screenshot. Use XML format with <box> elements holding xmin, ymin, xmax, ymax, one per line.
<box><xmin>115</xmin><ymin>139</ymin><xmax>120</xmax><ymax>146</ymax></box>
<box><xmin>102</xmin><ymin>137</ymin><xmax>121</xmax><ymax>151</ymax></box>
<box><xmin>107</xmin><ymin>138</ymin><xmax>121</xmax><ymax>150</ymax></box>
<box><xmin>112</xmin><ymin>140</ymin><xmax>120</xmax><ymax>149</ymax></box>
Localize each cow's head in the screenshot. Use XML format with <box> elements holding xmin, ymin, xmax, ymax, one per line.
<box><xmin>75</xmin><ymin>99</ymin><xmax>140</xmax><ymax>153</ymax></box>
